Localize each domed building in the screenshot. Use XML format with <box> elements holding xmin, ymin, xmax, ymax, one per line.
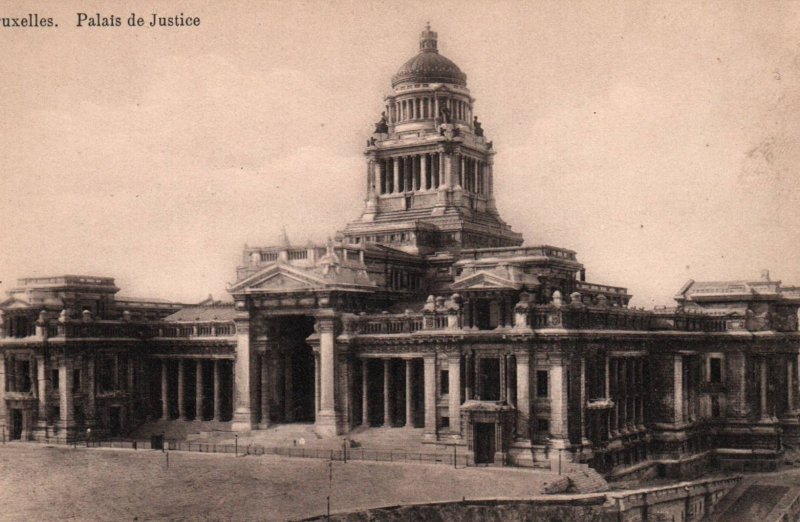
<box><xmin>1</xmin><ymin>27</ymin><xmax>799</xmax><ymax>482</ymax></box>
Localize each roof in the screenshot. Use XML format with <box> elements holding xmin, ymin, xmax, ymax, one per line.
<box><xmin>392</xmin><ymin>27</ymin><xmax>466</xmax><ymax>87</ymax></box>
<box><xmin>164</xmin><ymin>305</ymin><xmax>236</xmax><ymax>322</ymax></box>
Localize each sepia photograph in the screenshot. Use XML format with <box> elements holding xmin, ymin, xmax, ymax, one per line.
<box><xmin>1</xmin><ymin>1</ymin><xmax>800</xmax><ymax>520</ymax></box>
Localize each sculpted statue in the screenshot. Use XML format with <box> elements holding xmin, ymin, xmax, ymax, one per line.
<box><xmin>440</xmin><ymin>106</ymin><xmax>451</xmax><ymax>124</ymax></box>
<box><xmin>473</xmin><ymin>116</ymin><xmax>484</xmax><ymax>137</ymax></box>
<box><xmin>374</xmin><ymin>111</ymin><xmax>389</xmax><ymax>134</ymax></box>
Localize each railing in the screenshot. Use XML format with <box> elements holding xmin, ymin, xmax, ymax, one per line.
<box><xmin>459</xmin><ymin>245</ymin><xmax>578</xmax><ymax>262</ymax></box>
<box><xmin>37</xmin><ymin>320</ymin><xmax>237</xmax><ymax>340</ymax></box>
<box><xmin>29</xmin><ymin>436</ymin><xmax>471</xmax><ymax>467</ymax></box>
<box><xmin>344</xmin><ymin>314</ymin><xmax>425</xmax><ymax>335</ymax></box>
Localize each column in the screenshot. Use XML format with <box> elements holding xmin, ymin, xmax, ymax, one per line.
<box><xmin>579</xmin><ymin>356</ymin><xmax>587</xmax><ymax>443</ymax></box>
<box><xmin>760</xmin><ymin>357</ymin><xmax>769</xmax><ymax>419</ymax></box>
<box><xmin>438</xmin><ymin>152</ymin><xmax>445</xmax><ymax>188</ymax></box>
<box><xmin>474</xmin><ymin>355</ymin><xmax>482</xmax><ymax>399</ymax></box>
<box><xmin>516</xmin><ymin>352</ymin><xmax>531</xmax><ymax>440</ymax></box>
<box><xmin>464</xmin><ymin>353</ymin><xmax>473</xmax><ymax>400</ymax></box>
<box><xmin>673</xmin><ymin>355</ymin><xmax>683</xmax><ymax>424</ymax></box>
<box><xmin>361</xmin><ymin>359</ymin><xmax>369</xmax><ymax>426</ymax></box>
<box><xmin>195</xmin><ymin>360</ymin><xmax>204</xmax><ymax>421</ymax></box>
<box><xmin>787</xmin><ymin>357</ymin><xmax>794</xmax><ymax>414</ymax></box>
<box><xmin>28</xmin><ymin>358</ymin><xmax>36</xmax><ymax>396</ymax></box>
<box><xmin>448</xmin><ymin>354</ymin><xmax>461</xmax><ymax>435</ymax></box>
<box><xmin>422</xmin><ymin>154</ymin><xmax>429</xmax><ymax>189</ymax></box>
<box><xmin>161</xmin><ymin>359</ymin><xmax>169</xmax><ymax>419</ymax></box>
<box><xmin>59</xmin><ymin>357</ymin><xmax>73</xmax><ymax>432</ymax></box>
<box><xmin>412</xmin><ymin>155</ymin><xmax>419</xmax><ymax>191</ymax></box>
<box><xmin>499</xmin><ymin>354</ymin><xmax>508</xmax><ymax>401</ymax></box>
<box><xmin>0</xmin><ymin>356</ymin><xmax>6</xmax><ymax>439</ymax></box>
<box><xmin>232</xmin><ymin>315</ymin><xmax>255</xmax><ymax>430</ymax></box>
<box><xmin>405</xmin><ymin>359</ymin><xmax>414</xmax><ymax>428</ymax></box>
<box><xmin>393</xmin><ymin>157</ymin><xmax>400</xmax><ymax>194</ymax></box>
<box><xmin>36</xmin><ymin>356</ymin><xmax>47</xmax><ymax>421</ymax></box>
<box><xmin>423</xmin><ymin>354</ymin><xmax>437</xmax><ymax>440</ymax></box>
<box><xmin>316</xmin><ymin>316</ymin><xmax>339</xmax><ymax>436</ymax></box>
<box><xmin>213</xmin><ymin>360</ymin><xmax>221</xmax><ymax>421</ymax></box>
<box><xmin>260</xmin><ymin>353</ymin><xmax>270</xmax><ymax>427</ymax></box>
<box><xmin>383</xmin><ymin>359</ymin><xmax>392</xmax><ymax>426</ymax></box>
<box><xmin>177</xmin><ymin>359</ymin><xmax>186</xmax><ymax>420</ymax></box>
<box><xmin>314</xmin><ymin>352</ymin><xmax>321</xmax><ymax>413</ymax></box>
<box><xmin>549</xmin><ymin>360</ymin><xmax>569</xmax><ymax>448</ymax></box>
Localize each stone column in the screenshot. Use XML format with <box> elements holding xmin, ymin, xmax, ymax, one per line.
<box><xmin>195</xmin><ymin>360</ymin><xmax>204</xmax><ymax>421</ymax></box>
<box><xmin>161</xmin><ymin>359</ymin><xmax>169</xmax><ymax>420</ymax></box>
<box><xmin>260</xmin><ymin>353</ymin><xmax>270</xmax><ymax>428</ymax></box>
<box><xmin>422</xmin><ymin>154</ymin><xmax>429</xmax><ymax>189</ymax></box>
<box><xmin>549</xmin><ymin>360</ymin><xmax>569</xmax><ymax>448</ymax></box>
<box><xmin>405</xmin><ymin>359</ymin><xmax>414</xmax><ymax>428</ymax></box>
<box><xmin>448</xmin><ymin>354</ymin><xmax>461</xmax><ymax>435</ymax></box>
<box><xmin>312</xmin><ymin>352</ymin><xmax>320</xmax><ymax>415</ymax></box>
<box><xmin>673</xmin><ymin>355</ymin><xmax>683</xmax><ymax>424</ymax></box>
<box><xmin>28</xmin><ymin>357</ymin><xmax>36</xmax><ymax>396</ymax></box>
<box><xmin>580</xmin><ymin>356</ymin><xmax>588</xmax><ymax>444</ymax></box>
<box><xmin>760</xmin><ymin>357</ymin><xmax>769</xmax><ymax>420</ymax></box>
<box><xmin>232</xmin><ymin>314</ymin><xmax>255</xmax><ymax>431</ymax></box>
<box><xmin>423</xmin><ymin>354</ymin><xmax>437</xmax><ymax>441</ymax></box>
<box><xmin>787</xmin><ymin>357</ymin><xmax>794</xmax><ymax>414</ymax></box>
<box><xmin>393</xmin><ymin>157</ymin><xmax>400</xmax><ymax>193</ymax></box>
<box><xmin>86</xmin><ymin>356</ymin><xmax>96</xmax><ymax>424</ymax></box>
<box><xmin>361</xmin><ymin>359</ymin><xmax>369</xmax><ymax>426</ymax></box>
<box><xmin>213</xmin><ymin>360</ymin><xmax>221</xmax><ymax>421</ymax></box>
<box><xmin>0</xmin><ymin>356</ymin><xmax>6</xmax><ymax>439</ymax></box>
<box><xmin>383</xmin><ymin>359</ymin><xmax>392</xmax><ymax>427</ymax></box>
<box><xmin>412</xmin><ymin>155</ymin><xmax>419</xmax><ymax>191</ymax></box>
<box><xmin>516</xmin><ymin>352</ymin><xmax>531</xmax><ymax>440</ymax></box>
<box><xmin>59</xmin><ymin>357</ymin><xmax>73</xmax><ymax>432</ymax></box>
<box><xmin>315</xmin><ymin>316</ymin><xmax>340</xmax><ymax>436</ymax></box>
<box><xmin>36</xmin><ymin>356</ymin><xmax>47</xmax><ymax>422</ymax></box>
<box><xmin>499</xmin><ymin>354</ymin><xmax>508</xmax><ymax>401</ymax></box>
<box><xmin>464</xmin><ymin>353</ymin><xmax>473</xmax><ymax>400</ymax></box>
<box><xmin>177</xmin><ymin>359</ymin><xmax>186</xmax><ymax>420</ymax></box>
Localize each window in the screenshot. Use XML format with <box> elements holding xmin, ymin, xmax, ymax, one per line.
<box><xmin>536</xmin><ymin>370</ymin><xmax>549</xmax><ymax>397</ymax></box>
<box><xmin>72</xmin><ymin>369</ymin><xmax>81</xmax><ymax>393</ymax></box>
<box><xmin>709</xmin><ymin>357</ymin><xmax>722</xmax><ymax>384</ymax></box>
<box><xmin>51</xmin><ymin>369</ymin><xmax>59</xmax><ymax>390</ymax></box>
<box><xmin>711</xmin><ymin>396</ymin><xmax>721</xmax><ymax>418</ymax></box>
<box><xmin>440</xmin><ymin>417</ymin><xmax>450</xmax><ymax>429</ymax></box>
<box><xmin>536</xmin><ymin>418</ymin><xmax>550</xmax><ymax>433</ymax></box>
<box><xmin>440</xmin><ymin>370</ymin><xmax>449</xmax><ymax>395</ymax></box>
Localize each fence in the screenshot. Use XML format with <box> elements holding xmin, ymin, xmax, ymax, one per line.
<box><xmin>25</xmin><ymin>436</ymin><xmax>471</xmax><ymax>467</ymax></box>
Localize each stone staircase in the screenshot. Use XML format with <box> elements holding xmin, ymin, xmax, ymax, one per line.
<box><xmin>558</xmin><ymin>461</ymin><xmax>609</xmax><ymax>493</ymax></box>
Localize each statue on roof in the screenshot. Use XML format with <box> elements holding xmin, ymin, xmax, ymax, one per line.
<box><xmin>473</xmin><ymin>116</ymin><xmax>484</xmax><ymax>137</ymax></box>
<box><xmin>374</xmin><ymin>111</ymin><xmax>389</xmax><ymax>134</ymax></box>
<box><xmin>440</xmin><ymin>106</ymin><xmax>452</xmax><ymax>124</ymax></box>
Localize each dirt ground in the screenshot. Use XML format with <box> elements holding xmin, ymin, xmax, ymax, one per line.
<box><xmin>0</xmin><ymin>443</ymin><xmax>557</xmax><ymax>521</ymax></box>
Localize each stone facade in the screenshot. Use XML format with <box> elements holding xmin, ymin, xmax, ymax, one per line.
<box><xmin>1</xmin><ymin>27</ymin><xmax>799</xmax><ymax>479</ymax></box>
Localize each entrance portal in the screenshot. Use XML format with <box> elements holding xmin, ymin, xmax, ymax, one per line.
<box><xmin>474</xmin><ymin>422</ymin><xmax>496</xmax><ymax>464</ymax></box>
<box><xmin>269</xmin><ymin>315</ymin><xmax>316</xmax><ymax>423</ymax></box>
<box><xmin>109</xmin><ymin>407</ymin><xmax>122</xmax><ymax>436</ymax></box>
<box><xmin>10</xmin><ymin>409</ymin><xmax>23</xmax><ymax>440</ymax></box>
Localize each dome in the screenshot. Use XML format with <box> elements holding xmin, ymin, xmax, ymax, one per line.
<box><xmin>391</xmin><ymin>26</ymin><xmax>467</xmax><ymax>88</ymax></box>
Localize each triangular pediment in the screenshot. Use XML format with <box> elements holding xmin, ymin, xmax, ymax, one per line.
<box><xmin>451</xmin><ymin>271</ymin><xmax>521</xmax><ymax>291</ymax></box>
<box><xmin>229</xmin><ymin>263</ymin><xmax>330</xmax><ymax>294</ymax></box>
<box><xmin>0</xmin><ymin>297</ymin><xmax>33</xmax><ymax>310</ymax></box>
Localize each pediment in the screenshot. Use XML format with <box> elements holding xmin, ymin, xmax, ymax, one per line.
<box><xmin>251</xmin><ymin>272</ymin><xmax>318</xmax><ymax>290</ymax></box>
<box><xmin>0</xmin><ymin>297</ymin><xmax>32</xmax><ymax>310</ymax></box>
<box><xmin>229</xmin><ymin>264</ymin><xmax>329</xmax><ymax>294</ymax></box>
<box><xmin>451</xmin><ymin>271</ymin><xmax>521</xmax><ymax>291</ymax></box>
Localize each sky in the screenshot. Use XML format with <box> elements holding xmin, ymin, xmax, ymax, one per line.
<box><xmin>2</xmin><ymin>0</ymin><xmax>799</xmax><ymax>307</ymax></box>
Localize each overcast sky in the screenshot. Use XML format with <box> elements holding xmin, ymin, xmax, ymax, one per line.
<box><xmin>2</xmin><ymin>1</ymin><xmax>799</xmax><ymax>307</ymax></box>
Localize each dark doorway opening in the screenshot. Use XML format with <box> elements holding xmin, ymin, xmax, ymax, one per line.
<box><xmin>272</xmin><ymin>316</ymin><xmax>316</xmax><ymax>423</ymax></box>
<box><xmin>10</xmin><ymin>409</ymin><xmax>23</xmax><ymax>440</ymax></box>
<box><xmin>474</xmin><ymin>422</ymin><xmax>496</xmax><ymax>464</ymax></box>
<box><xmin>109</xmin><ymin>407</ymin><xmax>122</xmax><ymax>436</ymax></box>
